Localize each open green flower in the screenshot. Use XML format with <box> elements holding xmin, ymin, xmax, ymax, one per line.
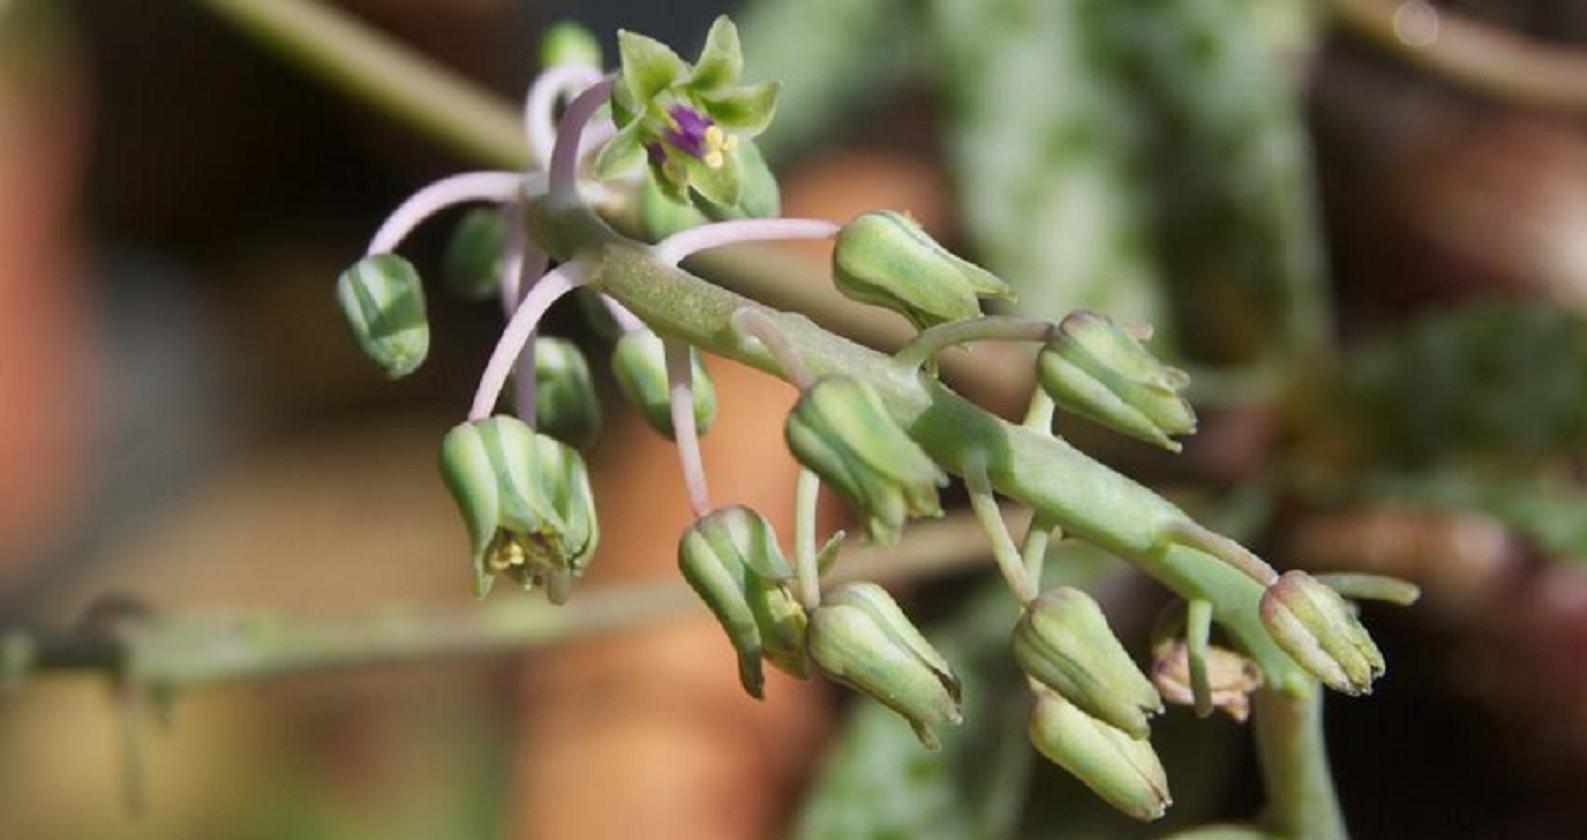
<box><xmin>678</xmin><ymin>506</ymin><xmax>808</xmax><ymax>698</ymax></box>
<box><xmin>785</xmin><ymin>376</ymin><xmax>946</xmax><ymax>544</ymax></box>
<box><xmin>438</xmin><ymin>416</ymin><xmax>599</xmax><ymax>602</ymax></box>
<box><xmin>595</xmin><ymin>16</ymin><xmax>779</xmax><ymax>209</ymax></box>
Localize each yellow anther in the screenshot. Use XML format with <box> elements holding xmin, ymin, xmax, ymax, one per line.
<box><xmin>704</xmin><ymin>150</ymin><xmax>725</xmax><ymax>169</ymax></box>
<box><xmin>722</xmin><ymin>134</ymin><xmax>739</xmax><ymax>152</ymax></box>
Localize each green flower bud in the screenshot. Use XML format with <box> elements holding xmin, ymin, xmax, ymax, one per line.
<box><xmin>785</xmin><ymin>376</ymin><xmax>946</xmax><ymax>544</ymax></box>
<box><xmin>539</xmin><ymin>20</ymin><xmax>602</xmax><ymax>69</ymax></box>
<box><xmin>807</xmin><ymin>582</ymin><xmax>961</xmax><ymax>749</ymax></box>
<box><xmin>831</xmin><ymin>211</ymin><xmax>1014</xmax><ymax>330</ymax></box>
<box><xmin>532</xmin><ymin>337</ymin><xmax>601</xmax><ymax>449</ymax></box>
<box><xmin>1013</xmin><ymin>587</ymin><xmax>1162</xmax><ymax>738</ymax></box>
<box><xmin>611</xmin><ymin>330</ymin><xmax>716</xmax><ymax>438</ymax></box>
<box><xmin>595</xmin><ymin>17</ymin><xmax>779</xmax><ymax>207</ymax></box>
<box><xmin>438</xmin><ymin>416</ymin><xmax>599</xmax><ymax>602</ymax></box>
<box><xmin>441</xmin><ymin>208</ymin><xmax>506</xmax><ymax>301</ymax></box>
<box><xmin>677</xmin><ymin>505</ymin><xmax>808</xmax><ymax>698</ymax></box>
<box><xmin>335</xmin><ymin>253</ymin><xmax>429</xmax><ymax>379</ymax></box>
<box><xmin>1037</xmin><ymin>311</ymin><xmax>1196</xmax><ymax>451</ymax></box>
<box><xmin>1260</xmin><ymin>571</ymin><xmax>1385</xmax><ymax>695</ymax></box>
<box><xmin>1028</xmin><ymin>689</ymin><xmax>1171</xmax><ymax>822</ymax></box>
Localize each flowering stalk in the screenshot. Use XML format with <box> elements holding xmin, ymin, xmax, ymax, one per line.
<box><xmin>793</xmin><ymin>467</ymin><xmax>824</xmax><ymax>610</ymax></box>
<box><xmin>963</xmin><ymin>452</ymin><xmax>1038</xmax><ymax>604</ymax></box>
<box><xmin>550</xmin><ymin>80</ymin><xmax>614</xmax><ymax>205</ymax></box>
<box><xmin>524</xmin><ymin>64</ymin><xmax>606</xmax><ymax>165</ymax></box>
<box><xmin>1019</xmin><ymin>388</ymin><xmax>1059</xmax><ymax>582</ymax></box>
<box><xmin>652</xmin><ymin>218</ymin><xmax>840</xmax><ymax>266</ymax></box>
<box><xmin>469</xmin><ymin>264</ymin><xmax>587</xmax><ymax>420</ymax></box>
<box><xmin>665</xmin><ymin>338</ymin><xmax>711</xmax><ymax>516</ymax></box>
<box><xmin>366</xmin><ymin>171</ymin><xmax>526</xmax><ymax>255</ymax></box>
<box><xmin>893</xmin><ymin>315</ymin><xmax>1057</xmax><ymax>374</ymax></box>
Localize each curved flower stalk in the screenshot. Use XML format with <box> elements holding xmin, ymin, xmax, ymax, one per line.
<box><xmin>332</xmin><ymin>14</ymin><xmax>1421</xmax><ymax>834</ymax></box>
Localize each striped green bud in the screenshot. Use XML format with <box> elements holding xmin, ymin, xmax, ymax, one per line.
<box><xmin>532</xmin><ymin>337</ymin><xmax>601</xmax><ymax>449</ymax></box>
<box><xmin>1028</xmin><ymin>688</ymin><xmax>1171</xmax><ymax>822</ymax></box>
<box><xmin>539</xmin><ymin>20</ymin><xmax>602</xmax><ymax>69</ymax></box>
<box><xmin>1260</xmin><ymin>571</ymin><xmax>1385</xmax><ymax>695</ymax></box>
<box><xmin>807</xmin><ymin>582</ymin><xmax>961</xmax><ymax>750</ymax></box>
<box><xmin>611</xmin><ymin>330</ymin><xmax>716</xmax><ymax>438</ymax></box>
<box><xmin>1014</xmin><ymin>587</ymin><xmax>1162</xmax><ymax>738</ymax></box>
<box><xmin>438</xmin><ymin>416</ymin><xmax>599</xmax><ymax>602</ymax></box>
<box><xmin>677</xmin><ymin>505</ymin><xmax>808</xmax><ymax>698</ymax></box>
<box><xmin>441</xmin><ymin>208</ymin><xmax>506</xmax><ymax>301</ymax></box>
<box><xmin>1037</xmin><ymin>310</ymin><xmax>1195</xmax><ymax>451</ymax></box>
<box><xmin>785</xmin><ymin>376</ymin><xmax>945</xmax><ymax>544</ymax></box>
<box><xmin>831</xmin><ymin>211</ymin><xmax>1014</xmax><ymax>330</ymax></box>
<box><xmin>335</xmin><ymin>254</ymin><xmax>429</xmax><ymax>379</ymax></box>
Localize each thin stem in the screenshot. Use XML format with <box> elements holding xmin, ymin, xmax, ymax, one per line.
<box><xmin>602</xmin><ymin>295</ymin><xmax>647</xmax><ymax>333</ymax></box>
<box><xmin>9</xmin><ymin>511</ymin><xmax>1005</xmax><ymax>686</ymax></box>
<box><xmin>1315</xmin><ymin>573</ymin><xmax>1421</xmax><ymax>606</ymax></box>
<box><xmin>894</xmin><ymin>316</ymin><xmax>1056</xmax><ymax>374</ymax></box>
<box><xmin>524</xmin><ymin>64</ymin><xmax>604</xmax><ymax>166</ymax></box>
<box><xmin>652</xmin><ymin>218</ymin><xmax>841</xmax><ymax>267</ymax></box>
<box><xmin>1022</xmin><ymin>387</ymin><xmax>1056</xmax><ymax>432</ymax></box>
<box><xmin>549</xmin><ymin>79</ymin><xmax>613</xmax><ymax>205</ymax></box>
<box><xmin>1327</xmin><ymin>0</ymin><xmax>1587</xmax><ymax>114</ymax></box>
<box><xmin>366</xmin><ymin>172</ymin><xmax>525</xmax><ymax>255</ymax></box>
<box><xmin>729</xmin><ymin>307</ymin><xmax>815</xmax><ymax>390</ymax></box>
<box><xmin>664</xmin><ymin>338</ymin><xmax>711</xmax><ymax>517</ymax></box>
<box><xmin>1187</xmin><ymin>598</ymin><xmax>1214</xmax><ymax>718</ymax></box>
<box><xmin>1165</xmin><ymin>521</ymin><xmax>1279</xmax><ymax>586</ymax></box>
<box><xmin>1253</xmin><ymin>687</ymin><xmax>1348</xmax><ymax>839</ymax></box>
<box><xmin>469</xmin><ymin>264</ymin><xmax>587</xmax><ymax>420</ymax></box>
<box><xmin>963</xmin><ymin>452</ymin><xmax>1037</xmax><ymax>604</ymax></box>
<box><xmin>793</xmin><ymin>468</ymin><xmax>823</xmax><ymax>610</ymax></box>
<box><xmin>1019</xmin><ymin>388</ymin><xmax>1060</xmax><ymax>583</ymax></box>
<box><xmin>192</xmin><ymin>0</ymin><xmax>527</xmax><ymax>167</ymax></box>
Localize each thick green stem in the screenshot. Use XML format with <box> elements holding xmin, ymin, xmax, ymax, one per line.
<box><xmin>589</xmin><ymin>243</ymin><xmax>1308</xmax><ymax>689</ymax></box>
<box><xmin>1253</xmin><ymin>686</ymin><xmax>1348</xmax><ymax>839</ymax></box>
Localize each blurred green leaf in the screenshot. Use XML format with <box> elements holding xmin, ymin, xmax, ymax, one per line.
<box><xmin>1333</xmin><ymin>303</ymin><xmax>1587</xmax><ymax>466</ymax></box>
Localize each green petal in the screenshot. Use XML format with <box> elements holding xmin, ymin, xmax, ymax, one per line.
<box><xmin>594</xmin><ymin>120</ymin><xmax>648</xmax><ymax>179</ymax></box>
<box><xmin>689</xmin><ymin>16</ymin><xmax>743</xmax><ymax>90</ymax></box>
<box><xmin>617</xmin><ymin>29</ymin><xmax>686</xmax><ymax>102</ymax></box>
<box><xmin>684</xmin><ymin>149</ymin><xmax>743</xmax><ymax>208</ymax></box>
<box><xmin>702</xmin><ymin>81</ymin><xmax>779</xmax><ymax>135</ymax></box>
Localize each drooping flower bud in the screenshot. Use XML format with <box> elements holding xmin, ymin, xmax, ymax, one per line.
<box><xmin>806</xmin><ymin>582</ymin><xmax>961</xmax><ymax>749</ymax></box>
<box><xmin>335</xmin><ymin>253</ymin><xmax>429</xmax><ymax>379</ymax></box>
<box><xmin>1028</xmin><ymin>688</ymin><xmax>1171</xmax><ymax>822</ymax></box>
<box><xmin>1260</xmin><ymin>570</ymin><xmax>1385</xmax><ymax>695</ymax></box>
<box><xmin>441</xmin><ymin>208</ymin><xmax>506</xmax><ymax>301</ymax></box>
<box><xmin>1150</xmin><ymin>640</ymin><xmax>1263</xmax><ymax>722</ymax></box>
<box><xmin>610</xmin><ymin>330</ymin><xmax>716</xmax><ymax>438</ymax></box>
<box><xmin>596</xmin><ymin>17</ymin><xmax>778</xmax><ymax>208</ymax></box>
<box><xmin>831</xmin><ymin>211</ymin><xmax>1014</xmax><ymax>330</ymax></box>
<box><xmin>438</xmin><ymin>416</ymin><xmax>599</xmax><ymax>602</ymax></box>
<box><xmin>677</xmin><ymin>506</ymin><xmax>808</xmax><ymax>698</ymax></box>
<box><xmin>785</xmin><ymin>376</ymin><xmax>946</xmax><ymax>545</ymax></box>
<box><xmin>1037</xmin><ymin>311</ymin><xmax>1195</xmax><ymax>451</ymax></box>
<box><xmin>539</xmin><ymin>20</ymin><xmax>603</xmax><ymax>69</ymax></box>
<box><xmin>531</xmin><ymin>337</ymin><xmax>601</xmax><ymax>449</ymax></box>
<box><xmin>1013</xmin><ymin>587</ymin><xmax>1162</xmax><ymax>738</ymax></box>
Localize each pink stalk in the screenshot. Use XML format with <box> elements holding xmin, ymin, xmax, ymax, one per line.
<box><xmin>366</xmin><ymin>172</ymin><xmax>523</xmax><ymax>255</ymax></box>
<box><xmin>651</xmin><ymin>218</ymin><xmax>840</xmax><ymax>267</ymax></box>
<box><xmin>549</xmin><ymin>79</ymin><xmax>613</xmax><ymax>205</ymax></box>
<box><xmin>469</xmin><ymin>264</ymin><xmax>587</xmax><ymax>420</ymax></box>
<box><xmin>665</xmin><ymin>339</ymin><xmax>711</xmax><ymax>516</ymax></box>
<box><xmin>523</xmin><ymin>65</ymin><xmax>605</xmax><ymax>165</ymax></box>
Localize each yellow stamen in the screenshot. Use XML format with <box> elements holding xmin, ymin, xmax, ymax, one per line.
<box><xmin>704</xmin><ymin>150</ymin><xmax>725</xmax><ymax>169</ymax></box>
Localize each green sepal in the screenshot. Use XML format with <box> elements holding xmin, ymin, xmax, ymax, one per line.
<box><xmin>611</xmin><ymin>330</ymin><xmax>717</xmax><ymax>439</ymax></box>
<box><xmin>335</xmin><ymin>253</ymin><xmax>430</xmax><ymax>379</ymax></box>
<box><xmin>616</xmin><ymin>29</ymin><xmax>685</xmax><ymax>104</ymax></box>
<box><xmin>683</xmin><ymin>148</ymin><xmax>743</xmax><ymax>208</ymax></box>
<box><xmin>441</xmin><ymin>208</ymin><xmax>506</xmax><ymax>301</ymax></box>
<box><xmin>594</xmin><ymin>119</ymin><xmax>649</xmax><ymax>180</ymax></box>
<box><xmin>701</xmin><ymin>81</ymin><xmax>779</xmax><ymax>135</ymax></box>
<box><xmin>532</xmin><ymin>336</ymin><xmax>602</xmax><ymax>450</ymax></box>
<box><xmin>688</xmin><ymin>15</ymin><xmax>743</xmax><ymax>91</ymax></box>
<box><xmin>692</xmin><ymin>139</ymin><xmax>780</xmax><ymax>222</ymax></box>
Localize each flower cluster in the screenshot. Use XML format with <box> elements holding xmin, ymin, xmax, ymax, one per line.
<box><xmin>333</xmin><ymin>16</ymin><xmax>1413</xmax><ymax>826</ymax></box>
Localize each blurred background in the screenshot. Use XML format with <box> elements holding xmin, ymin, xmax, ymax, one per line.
<box><xmin>3</xmin><ymin>0</ymin><xmax>1587</xmax><ymax>837</ymax></box>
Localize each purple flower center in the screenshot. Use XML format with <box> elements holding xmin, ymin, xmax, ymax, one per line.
<box><xmin>661</xmin><ymin>105</ymin><xmax>713</xmax><ymax>159</ymax></box>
